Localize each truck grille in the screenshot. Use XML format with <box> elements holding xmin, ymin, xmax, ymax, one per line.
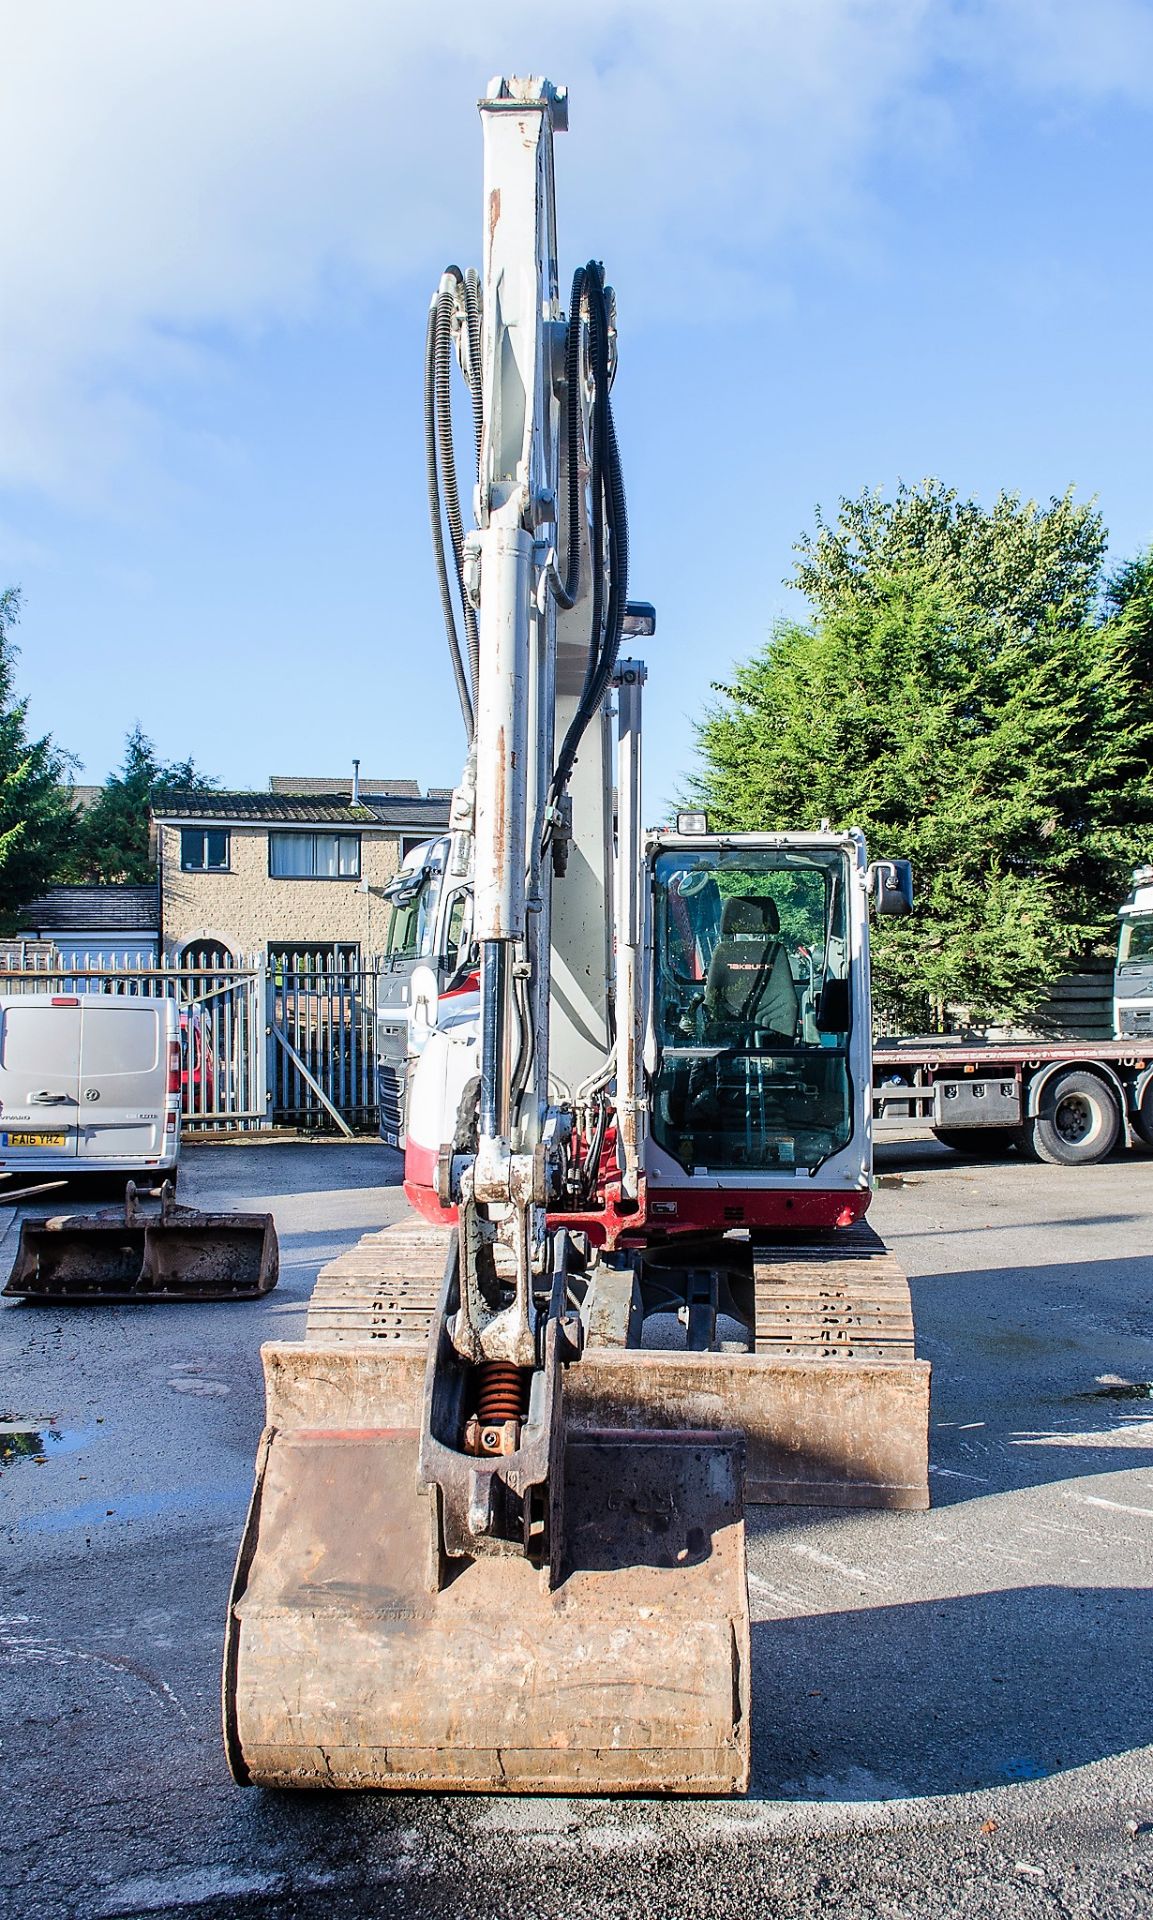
<box><xmin>1119</xmin><ymin>1008</ymin><xmax>1153</xmax><ymax>1036</ymax></box>
<box><xmin>377</xmin><ymin>1061</ymin><xmax>406</xmax><ymax>1148</ymax></box>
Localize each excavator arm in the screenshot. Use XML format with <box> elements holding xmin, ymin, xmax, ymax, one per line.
<box><xmin>223</xmin><ymin>75</ymin><xmax>753</xmax><ymax>1795</ymax></box>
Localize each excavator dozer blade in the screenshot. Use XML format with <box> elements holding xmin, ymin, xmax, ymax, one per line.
<box><xmin>4</xmin><ymin>1203</ymin><xmax>278</xmax><ymax>1302</ymax></box>
<box><xmin>223</xmin><ymin>1345</ymin><xmax>750</xmax><ymax>1795</ymax></box>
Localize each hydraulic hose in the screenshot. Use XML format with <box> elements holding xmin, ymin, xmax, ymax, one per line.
<box><xmin>550</xmin><ymin>265</ymin><xmax>589</xmax><ymax>613</ymax></box>
<box><xmin>424</xmin><ymin>293</ymin><xmax>474</xmax><ymax>739</ymax></box>
<box><xmin>433</xmin><ymin>273</ymin><xmax>480</xmax><ymax>698</ymax></box>
<box><xmin>463</xmin><ymin>267</ymin><xmax>484</xmax><ymax>475</ymax></box>
<box><xmin>549</xmin><ymin>262</ymin><xmax>628</xmax><ymax>810</ymax></box>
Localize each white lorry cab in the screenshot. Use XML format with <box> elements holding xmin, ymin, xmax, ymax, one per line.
<box><xmin>375</xmin><ymin>837</ymin><xmax>474</xmax><ymax>1147</ymax></box>
<box><xmin>0</xmin><ymin>993</ymin><xmax>181</xmax><ymax>1181</ymax></box>
<box><xmin>1115</xmin><ymin>865</ymin><xmax>1153</xmax><ymax>1042</ymax></box>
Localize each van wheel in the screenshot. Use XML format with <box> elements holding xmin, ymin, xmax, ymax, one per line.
<box><xmin>932</xmin><ymin>1128</ymin><xmax>1016</xmax><ymax>1158</ymax></box>
<box><xmin>1020</xmin><ymin>1071</ymin><xmax>1121</xmax><ymax>1165</ymax></box>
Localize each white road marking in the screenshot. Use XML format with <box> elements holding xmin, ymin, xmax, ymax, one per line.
<box><xmin>1065</xmin><ymin>1493</ymin><xmax>1153</xmax><ymax>1520</ymax></box>
<box><xmin>790</xmin><ymin>1543</ymin><xmax>887</xmax><ymax>1590</ymax></box>
<box><xmin>1013</xmin><ymin>1423</ymin><xmax>1153</xmax><ymax>1449</ymax></box>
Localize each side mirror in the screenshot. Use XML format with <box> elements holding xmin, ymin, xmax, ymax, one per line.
<box><xmin>410</xmin><ymin>963</ymin><xmax>439</xmax><ymax>1036</ymax></box>
<box><xmin>816</xmin><ymin>978</ymin><xmax>851</xmax><ymax>1033</ymax></box>
<box><xmin>869</xmin><ymin>859</ymin><xmax>913</xmax><ymax>917</ymax></box>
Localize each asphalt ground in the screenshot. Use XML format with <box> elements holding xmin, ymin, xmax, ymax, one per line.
<box><xmin>2</xmin><ymin>1133</ymin><xmax>1152</xmax><ymax>1920</ymax></box>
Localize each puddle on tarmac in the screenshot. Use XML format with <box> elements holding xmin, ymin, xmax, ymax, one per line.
<box><xmin>0</xmin><ymin>1419</ymin><xmax>95</xmax><ymax>1466</ymax></box>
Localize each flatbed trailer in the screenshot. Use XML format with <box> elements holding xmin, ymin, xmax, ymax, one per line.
<box><xmin>873</xmin><ymin>1037</ymin><xmax>1153</xmax><ymax>1165</ymax></box>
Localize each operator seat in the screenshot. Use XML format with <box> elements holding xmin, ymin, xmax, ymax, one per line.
<box><xmin>704</xmin><ymin>896</ymin><xmax>799</xmax><ymax>1042</ymax></box>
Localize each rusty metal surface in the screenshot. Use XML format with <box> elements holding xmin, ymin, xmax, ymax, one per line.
<box><xmin>284</xmin><ymin>1215</ymin><xmax>929</xmax><ymax>1509</ymax></box>
<box><xmin>224</xmin><ymin>1414</ymin><xmax>749</xmax><ymax>1794</ymax></box>
<box><xmin>258</xmin><ymin>1327</ymin><xmax>929</xmax><ymax>1515</ymax></box>
<box><xmin>569</xmin><ymin>1350</ymin><xmax>930</xmax><ymax>1510</ymax></box>
<box><xmin>3</xmin><ymin>1199</ymin><xmax>278</xmax><ymax>1302</ymax></box>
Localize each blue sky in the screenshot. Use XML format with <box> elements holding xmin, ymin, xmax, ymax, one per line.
<box><xmin>3</xmin><ymin>1</ymin><xmax>1152</xmax><ymax>817</ymax></box>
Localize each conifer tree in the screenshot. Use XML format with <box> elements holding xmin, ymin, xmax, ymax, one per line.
<box><xmin>65</xmin><ymin>725</ymin><xmax>217</xmax><ymax>884</ymax></box>
<box><xmin>0</xmin><ymin>588</ymin><xmax>76</xmax><ymax>927</ymax></box>
<box><xmin>692</xmin><ymin>487</ymin><xmax>1153</xmax><ymax>1030</ymax></box>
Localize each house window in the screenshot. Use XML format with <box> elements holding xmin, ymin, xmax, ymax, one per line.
<box><xmin>181</xmin><ymin>828</ymin><xmax>230</xmax><ymax>872</ymax></box>
<box><xmin>268</xmin><ymin>831</ymin><xmax>361</xmax><ymax>879</ymax></box>
<box><xmin>400</xmin><ymin>835</ymin><xmax>429</xmax><ymax>859</ymax></box>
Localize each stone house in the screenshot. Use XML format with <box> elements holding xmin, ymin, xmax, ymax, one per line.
<box><xmin>152</xmin><ymin>777</ymin><xmax>452</xmax><ymax>967</ymax></box>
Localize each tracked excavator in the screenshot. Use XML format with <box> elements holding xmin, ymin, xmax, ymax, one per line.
<box><xmin>223</xmin><ymin>75</ymin><xmax>930</xmax><ymax>1796</ymax></box>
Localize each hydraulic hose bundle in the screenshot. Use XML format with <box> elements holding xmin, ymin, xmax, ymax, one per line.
<box><xmin>549</xmin><ymin>261</ymin><xmax>629</xmax><ymax>811</ymax></box>
<box><xmin>425</xmin><ymin>258</ymin><xmax>628</xmax><ymax>800</ymax></box>
<box><xmin>425</xmin><ymin>266</ymin><xmax>483</xmax><ymax>740</ymax></box>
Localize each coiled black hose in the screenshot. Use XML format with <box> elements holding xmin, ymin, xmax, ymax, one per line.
<box><xmin>425</xmin><ymin>291</ymin><xmax>474</xmax><ymax>738</ymax></box>
<box><xmin>550</xmin><ymin>261</ymin><xmax>628</xmax><ymax>810</ymax></box>
<box><xmin>463</xmin><ymin>267</ymin><xmax>484</xmax><ymax>474</ymax></box>
<box><xmin>425</xmin><ymin>265</ymin><xmax>486</xmax><ymax>739</ymax></box>
<box><xmin>434</xmin><ymin>274</ymin><xmax>480</xmax><ymax>697</ymax></box>
<box><xmin>426</xmin><ymin>253</ymin><xmax>628</xmax><ymax>774</ymax></box>
<box><xmin>551</xmin><ymin>265</ymin><xmax>589</xmax><ymax>613</ymax></box>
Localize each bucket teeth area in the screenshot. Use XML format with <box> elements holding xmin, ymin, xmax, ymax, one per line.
<box><xmin>224</xmin><ymin>1420</ymin><xmax>749</xmax><ymax>1795</ymax></box>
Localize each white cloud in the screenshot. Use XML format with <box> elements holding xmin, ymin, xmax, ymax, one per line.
<box><xmin>1</xmin><ymin>0</ymin><xmax>1149</xmax><ymax>501</ymax></box>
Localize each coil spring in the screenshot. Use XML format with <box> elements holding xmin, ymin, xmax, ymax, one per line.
<box><xmin>476</xmin><ymin>1361</ymin><xmax>525</xmax><ymax>1423</ymax></box>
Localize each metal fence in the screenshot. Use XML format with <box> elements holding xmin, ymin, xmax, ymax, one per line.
<box><xmin>269</xmin><ymin>952</ymin><xmax>379</xmax><ymax>1135</ymax></box>
<box><xmin>0</xmin><ymin>951</ymin><xmax>388</xmax><ymax>1135</ymax></box>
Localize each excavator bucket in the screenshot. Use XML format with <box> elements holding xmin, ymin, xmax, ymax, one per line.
<box><xmin>223</xmin><ymin>1339</ymin><xmax>750</xmax><ymax>1794</ymax></box>
<box><xmin>3</xmin><ymin>1182</ymin><xmax>278</xmax><ymax>1303</ymax></box>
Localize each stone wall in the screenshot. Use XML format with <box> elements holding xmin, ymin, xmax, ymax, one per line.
<box><xmin>159</xmin><ymin>824</ymin><xmax>404</xmax><ymax>959</ymax></box>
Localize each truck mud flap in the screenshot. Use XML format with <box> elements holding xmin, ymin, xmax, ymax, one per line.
<box><xmin>223</xmin><ymin>1359</ymin><xmax>750</xmax><ymax>1794</ymax></box>
<box><xmin>3</xmin><ymin>1183</ymin><xmax>278</xmax><ymax>1303</ymax></box>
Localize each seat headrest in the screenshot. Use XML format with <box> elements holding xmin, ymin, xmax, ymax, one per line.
<box><xmin>720</xmin><ymin>895</ymin><xmax>780</xmax><ymax>938</ymax></box>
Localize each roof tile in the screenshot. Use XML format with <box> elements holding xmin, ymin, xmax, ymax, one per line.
<box><xmin>152</xmin><ymin>790</ymin><xmax>451</xmax><ymax>829</ymax></box>
<box><xmin>18</xmin><ymin>885</ymin><xmax>159</xmax><ymax>933</ymax></box>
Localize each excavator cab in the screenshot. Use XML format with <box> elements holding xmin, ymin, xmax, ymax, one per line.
<box><xmin>651</xmin><ymin>843</ymin><xmax>855</xmax><ymax>1177</ymax></box>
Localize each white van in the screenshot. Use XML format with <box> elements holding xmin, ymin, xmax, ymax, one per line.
<box><xmin>0</xmin><ymin>993</ymin><xmax>181</xmax><ymax>1181</ymax></box>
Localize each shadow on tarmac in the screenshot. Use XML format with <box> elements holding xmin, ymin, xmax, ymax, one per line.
<box><xmin>748</xmin><ymin>1582</ymin><xmax>1153</xmax><ymax>1800</ymax></box>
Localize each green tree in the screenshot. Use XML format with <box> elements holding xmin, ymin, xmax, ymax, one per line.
<box><xmin>692</xmin><ymin>485</ymin><xmax>1153</xmax><ymax>1031</ymax></box>
<box><xmin>65</xmin><ymin>725</ymin><xmax>217</xmax><ymax>884</ymax></box>
<box><xmin>794</xmin><ymin>479</ymin><xmax>1105</xmax><ymax>631</ymax></box>
<box><xmin>1105</xmin><ymin>545</ymin><xmax>1153</xmax><ymax>679</ymax></box>
<box><xmin>0</xmin><ymin>588</ymin><xmax>77</xmax><ymax>927</ymax></box>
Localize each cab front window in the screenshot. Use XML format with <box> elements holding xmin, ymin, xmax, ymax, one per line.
<box><xmin>1119</xmin><ymin>918</ymin><xmax>1153</xmax><ymax>964</ymax></box>
<box><xmin>651</xmin><ymin>848</ymin><xmax>854</xmax><ymax>1174</ymax></box>
<box><xmin>384</xmin><ymin>867</ymin><xmax>438</xmax><ymax>960</ymax></box>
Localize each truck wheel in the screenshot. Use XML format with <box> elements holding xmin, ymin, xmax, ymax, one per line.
<box><xmin>1021</xmin><ymin>1071</ymin><xmax>1121</xmax><ymax>1166</ymax></box>
<box><xmin>931</xmin><ymin>1128</ymin><xmax>1016</xmax><ymax>1158</ymax></box>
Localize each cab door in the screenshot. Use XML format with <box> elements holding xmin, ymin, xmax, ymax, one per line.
<box><xmin>0</xmin><ymin>999</ymin><xmax>82</xmax><ymax>1163</ymax></box>
<box><xmin>77</xmin><ymin>1001</ymin><xmax>165</xmax><ymax>1163</ymax></box>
